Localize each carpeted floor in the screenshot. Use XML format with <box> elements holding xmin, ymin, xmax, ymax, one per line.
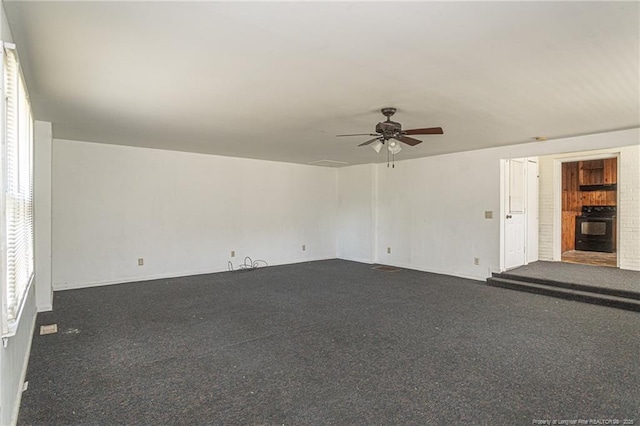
<box><xmin>506</xmin><ymin>261</ymin><xmax>640</xmax><ymax>294</ymax></box>
<box><xmin>19</xmin><ymin>260</ymin><xmax>640</xmax><ymax>425</ymax></box>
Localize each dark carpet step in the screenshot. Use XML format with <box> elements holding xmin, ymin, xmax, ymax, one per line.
<box><xmin>493</xmin><ymin>272</ymin><xmax>640</xmax><ymax>301</ymax></box>
<box><xmin>486</xmin><ymin>277</ymin><xmax>640</xmax><ymax>312</ymax></box>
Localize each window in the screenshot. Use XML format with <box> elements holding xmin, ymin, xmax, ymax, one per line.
<box><xmin>1</xmin><ymin>42</ymin><xmax>34</xmax><ymax>337</ymax></box>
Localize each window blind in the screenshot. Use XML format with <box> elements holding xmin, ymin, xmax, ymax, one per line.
<box><xmin>2</xmin><ymin>43</ymin><xmax>33</xmax><ymax>336</ymax></box>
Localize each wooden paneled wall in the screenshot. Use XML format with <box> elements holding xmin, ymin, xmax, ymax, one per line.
<box><xmin>561</xmin><ymin>158</ymin><xmax>617</xmax><ymax>253</ymax></box>
<box><xmin>562</xmin><ymin>162</ymin><xmax>581</xmax><ymax>253</ymax></box>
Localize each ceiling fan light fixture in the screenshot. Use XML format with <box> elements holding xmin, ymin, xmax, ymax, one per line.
<box><xmin>371</xmin><ymin>140</ymin><xmax>384</xmax><ymax>153</ymax></box>
<box><xmin>388</xmin><ymin>144</ymin><xmax>402</xmax><ymax>154</ymax></box>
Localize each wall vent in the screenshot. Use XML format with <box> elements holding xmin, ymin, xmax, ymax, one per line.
<box><xmin>40</xmin><ymin>324</ymin><xmax>58</xmax><ymax>335</ymax></box>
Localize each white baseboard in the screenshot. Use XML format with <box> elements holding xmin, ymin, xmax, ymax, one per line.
<box><xmin>53</xmin><ymin>267</ymin><xmax>229</xmax><ymax>291</ymax></box>
<box><xmin>36</xmin><ymin>304</ymin><xmax>53</xmax><ymax>313</ymax></box>
<box><xmin>376</xmin><ymin>261</ymin><xmax>487</xmax><ymax>282</ymax></box>
<box><xmin>52</xmin><ymin>256</ymin><xmax>337</xmax><ymax>291</ymax></box>
<box><xmin>336</xmin><ymin>256</ymin><xmax>375</xmax><ymax>264</ymax></box>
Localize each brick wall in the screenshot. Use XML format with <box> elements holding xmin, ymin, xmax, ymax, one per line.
<box><xmin>618</xmin><ymin>145</ymin><xmax>640</xmax><ymax>270</ymax></box>
<box><xmin>538</xmin><ymin>157</ymin><xmax>555</xmax><ymax>261</ymax></box>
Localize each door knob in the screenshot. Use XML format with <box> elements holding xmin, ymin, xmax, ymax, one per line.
<box><xmin>506</xmin><ymin>214</ymin><xmax>512</xmax><ymax>219</ymax></box>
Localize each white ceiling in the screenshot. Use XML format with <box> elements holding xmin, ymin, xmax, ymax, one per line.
<box><xmin>5</xmin><ymin>1</ymin><xmax>639</xmax><ymax>166</ymax></box>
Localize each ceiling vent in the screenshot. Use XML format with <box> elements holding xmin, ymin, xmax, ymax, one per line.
<box><xmin>308</xmin><ymin>160</ymin><xmax>349</xmax><ymax>167</ymax></box>
<box><xmin>372</xmin><ymin>265</ymin><xmax>402</xmax><ymax>272</ymax></box>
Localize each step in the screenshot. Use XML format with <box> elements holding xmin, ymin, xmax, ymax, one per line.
<box><xmin>492</xmin><ymin>272</ymin><xmax>640</xmax><ymax>301</ymax></box>
<box><xmin>486</xmin><ymin>277</ymin><xmax>640</xmax><ymax>312</ymax></box>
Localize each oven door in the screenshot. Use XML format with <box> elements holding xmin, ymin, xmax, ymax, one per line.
<box><xmin>575</xmin><ymin>217</ymin><xmax>615</xmax><ymax>252</ymax></box>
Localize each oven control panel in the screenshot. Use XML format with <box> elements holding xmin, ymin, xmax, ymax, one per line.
<box><xmin>580</xmin><ymin>205</ymin><xmax>616</xmax><ymax>217</ymax></box>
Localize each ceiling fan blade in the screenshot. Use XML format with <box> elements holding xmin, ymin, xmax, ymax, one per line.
<box><xmin>403</xmin><ymin>127</ymin><xmax>444</xmax><ymax>135</ymax></box>
<box><xmin>358</xmin><ymin>137</ymin><xmax>381</xmax><ymax>147</ymax></box>
<box><xmin>336</xmin><ymin>133</ymin><xmax>379</xmax><ymax>137</ymax></box>
<box><xmin>395</xmin><ymin>136</ymin><xmax>423</xmax><ymax>146</ymax></box>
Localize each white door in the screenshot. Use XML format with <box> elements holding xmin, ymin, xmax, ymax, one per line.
<box><xmin>505</xmin><ymin>159</ymin><xmax>526</xmax><ymax>269</ymax></box>
<box><xmin>526</xmin><ymin>160</ymin><xmax>539</xmax><ymax>263</ymax></box>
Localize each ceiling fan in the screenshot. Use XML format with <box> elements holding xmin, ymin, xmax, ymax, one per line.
<box><xmin>337</xmin><ymin>108</ymin><xmax>443</xmax><ymax>165</ymax></box>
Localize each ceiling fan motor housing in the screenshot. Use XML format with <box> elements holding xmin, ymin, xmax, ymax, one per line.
<box><xmin>376</xmin><ymin>120</ymin><xmax>402</xmax><ymax>137</ymax></box>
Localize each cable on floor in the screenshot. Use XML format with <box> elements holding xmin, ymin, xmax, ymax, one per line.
<box><xmin>228</xmin><ymin>256</ymin><xmax>268</xmax><ymax>272</ymax></box>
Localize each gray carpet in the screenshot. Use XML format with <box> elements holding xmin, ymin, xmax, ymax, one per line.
<box><xmin>19</xmin><ymin>260</ymin><xmax>640</xmax><ymax>425</ymax></box>
<box><xmin>506</xmin><ymin>261</ymin><xmax>640</xmax><ymax>294</ymax></box>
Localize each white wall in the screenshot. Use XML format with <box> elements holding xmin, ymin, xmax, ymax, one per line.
<box><xmin>374</xmin><ymin>149</ymin><xmax>501</xmax><ymax>280</ymax></box>
<box><xmin>34</xmin><ymin>121</ymin><xmax>53</xmax><ymax>311</ymax></box>
<box><xmin>0</xmin><ymin>5</ymin><xmax>37</xmax><ymax>425</ymax></box>
<box><xmin>50</xmin><ymin>129</ymin><xmax>640</xmax><ymax>288</ymax></box>
<box><xmin>336</xmin><ymin>164</ymin><xmax>376</xmax><ymax>263</ymax></box>
<box><xmin>52</xmin><ymin>139</ymin><xmax>338</xmax><ymax>290</ymax></box>
<box><xmin>336</xmin><ymin>128</ymin><xmax>639</xmax><ymax>280</ymax></box>
<box><xmin>0</xmin><ymin>286</ymin><xmax>35</xmax><ymax>426</ymax></box>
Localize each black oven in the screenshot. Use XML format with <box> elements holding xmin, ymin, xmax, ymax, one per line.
<box><xmin>575</xmin><ymin>206</ymin><xmax>616</xmax><ymax>253</ymax></box>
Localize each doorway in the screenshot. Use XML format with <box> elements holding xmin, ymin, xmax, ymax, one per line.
<box><xmin>501</xmin><ymin>158</ymin><xmax>539</xmax><ymax>271</ymax></box>
<box><xmin>560</xmin><ymin>157</ymin><xmax>618</xmax><ymax>267</ymax></box>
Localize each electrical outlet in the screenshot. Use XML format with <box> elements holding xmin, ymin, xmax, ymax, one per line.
<box><xmin>485</xmin><ymin>211</ymin><xmax>493</xmax><ymax>219</ymax></box>
<box><xmin>302</xmin><ymin>244</ymin><xmax>306</xmax><ymax>251</ymax></box>
<box><xmin>138</xmin><ymin>258</ymin><xmax>144</xmax><ymax>266</ymax></box>
<box><xmin>387</xmin><ymin>247</ymin><xmax>391</xmax><ymax>254</ymax></box>
<box><xmin>231</xmin><ymin>250</ymin><xmax>235</xmax><ymax>257</ymax></box>
<box><xmin>474</xmin><ymin>257</ymin><xmax>480</xmax><ymax>265</ymax></box>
